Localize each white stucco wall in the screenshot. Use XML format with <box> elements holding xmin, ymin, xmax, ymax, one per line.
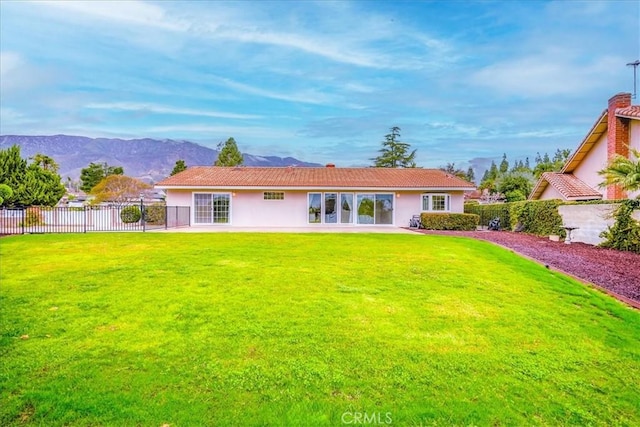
<box><xmin>162</xmin><ymin>189</ymin><xmax>467</xmax><ymax>227</ymax></box>
<box><xmin>539</xmin><ymin>185</ymin><xmax>563</xmax><ymax>201</ymax></box>
<box><xmin>559</xmin><ymin>203</ymin><xmax>640</xmax><ymax>245</ymax></box>
<box><xmin>572</xmin><ymin>132</ymin><xmax>607</xmax><ymax>198</ymax></box>
<box><xmin>629</xmin><ymin>120</ymin><xmax>640</xmax><ymax>200</ymax></box>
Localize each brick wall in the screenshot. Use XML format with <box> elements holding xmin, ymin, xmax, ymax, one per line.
<box><xmin>606</xmin><ymin>93</ymin><xmax>631</xmax><ymax>199</ymax></box>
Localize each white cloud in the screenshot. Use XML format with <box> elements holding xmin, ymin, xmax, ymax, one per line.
<box><xmin>85</xmin><ymin>102</ymin><xmax>262</xmax><ymax>120</ymax></box>
<box><xmin>33</xmin><ymin>0</ymin><xmax>187</xmax><ymax>31</ymax></box>
<box><xmin>208</xmin><ymin>76</ymin><xmax>337</xmax><ymax>105</ymax></box>
<box><xmin>472</xmin><ymin>52</ymin><xmax>622</xmax><ymax>98</ymax></box>
<box><xmin>0</xmin><ymin>51</ymin><xmax>22</xmax><ymax>77</ymax></box>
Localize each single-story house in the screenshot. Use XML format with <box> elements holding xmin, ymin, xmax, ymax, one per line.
<box><xmin>530</xmin><ymin>92</ymin><xmax>640</xmax><ymax>201</ymax></box>
<box><xmin>155</xmin><ymin>166</ymin><xmax>475</xmax><ymax>227</ymax></box>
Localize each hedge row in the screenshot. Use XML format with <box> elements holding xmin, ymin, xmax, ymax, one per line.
<box><xmin>509</xmin><ymin>200</ymin><xmax>565</xmax><ymax>237</ymax></box>
<box><xmin>464</xmin><ymin>200</ymin><xmax>564</xmax><ymax>237</ymax></box>
<box><xmin>464</xmin><ymin>203</ymin><xmax>510</xmax><ymax>228</ymax></box>
<box><xmin>420</xmin><ymin>213</ymin><xmax>479</xmax><ymax>231</ymax></box>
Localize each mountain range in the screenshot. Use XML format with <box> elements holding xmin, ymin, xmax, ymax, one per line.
<box><xmin>0</xmin><ymin>135</ymin><xmax>321</xmax><ymax>183</ymax></box>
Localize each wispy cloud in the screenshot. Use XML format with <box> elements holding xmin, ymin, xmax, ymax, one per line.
<box><xmin>33</xmin><ymin>0</ymin><xmax>187</xmax><ymax>31</ymax></box>
<box><xmin>208</xmin><ymin>76</ymin><xmax>337</xmax><ymax>105</ymax></box>
<box><xmin>85</xmin><ymin>102</ymin><xmax>262</xmax><ymax>120</ymax></box>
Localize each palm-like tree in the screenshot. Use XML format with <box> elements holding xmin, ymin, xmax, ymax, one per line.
<box><xmin>598</xmin><ymin>147</ymin><xmax>640</xmax><ymax>198</ymax></box>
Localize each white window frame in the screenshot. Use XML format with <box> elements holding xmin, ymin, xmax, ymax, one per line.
<box><xmin>192</xmin><ymin>192</ymin><xmax>232</xmax><ymax>225</ymax></box>
<box><xmin>421</xmin><ymin>193</ymin><xmax>451</xmax><ymax>212</ymax></box>
<box><xmin>264</xmin><ymin>191</ymin><xmax>285</xmax><ymax>200</ymax></box>
<box><xmin>355</xmin><ymin>192</ymin><xmax>395</xmax><ymax>225</ymax></box>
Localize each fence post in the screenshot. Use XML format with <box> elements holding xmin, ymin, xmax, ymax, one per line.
<box><xmin>21</xmin><ymin>207</ymin><xmax>25</xmax><ymax>235</ymax></box>
<box><xmin>83</xmin><ymin>206</ymin><xmax>87</xmax><ymax>233</ymax></box>
<box><xmin>140</xmin><ymin>199</ymin><xmax>145</xmax><ymax>232</ymax></box>
<box><xmin>165</xmin><ymin>206</ymin><xmax>168</xmax><ymax>230</ymax></box>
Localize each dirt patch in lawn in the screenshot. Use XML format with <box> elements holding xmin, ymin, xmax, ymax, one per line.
<box><xmin>410</xmin><ymin>230</ymin><xmax>640</xmax><ymax>308</ymax></box>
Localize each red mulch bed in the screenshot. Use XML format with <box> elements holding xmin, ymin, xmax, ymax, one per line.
<box><xmin>409</xmin><ymin>229</ymin><xmax>640</xmax><ymax>308</ymax></box>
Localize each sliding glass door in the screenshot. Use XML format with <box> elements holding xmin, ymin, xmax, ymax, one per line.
<box><xmin>357</xmin><ymin>193</ymin><xmax>393</xmax><ymax>224</ymax></box>
<box><xmin>194</xmin><ymin>193</ymin><xmax>230</xmax><ymax>224</ymax></box>
<box><xmin>308</xmin><ymin>192</ymin><xmax>393</xmax><ymax>225</ymax></box>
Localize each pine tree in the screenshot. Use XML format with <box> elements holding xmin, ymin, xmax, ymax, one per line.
<box><xmin>466</xmin><ymin>167</ymin><xmax>475</xmax><ymax>183</ymax></box>
<box><xmin>499</xmin><ymin>153</ymin><xmax>509</xmax><ymax>174</ymax></box>
<box><xmin>170</xmin><ymin>160</ymin><xmax>187</xmax><ymax>176</ymax></box>
<box><xmin>215</xmin><ymin>137</ymin><xmax>244</xmax><ymax>167</ymax></box>
<box><xmin>371</xmin><ymin>127</ymin><xmax>417</xmax><ymax>168</ymax></box>
<box><xmin>80</xmin><ymin>162</ymin><xmax>124</xmax><ymax>193</ymax></box>
<box><xmin>0</xmin><ymin>145</ymin><xmax>65</xmax><ymax>206</ymax></box>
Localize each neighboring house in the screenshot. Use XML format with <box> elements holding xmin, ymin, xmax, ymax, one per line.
<box><xmin>155</xmin><ymin>166</ymin><xmax>475</xmax><ymax>227</ymax></box>
<box><xmin>530</xmin><ymin>92</ymin><xmax>640</xmax><ymax>201</ymax></box>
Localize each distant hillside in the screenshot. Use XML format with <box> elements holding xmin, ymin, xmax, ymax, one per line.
<box><xmin>0</xmin><ymin>135</ymin><xmax>321</xmax><ymax>183</ymax></box>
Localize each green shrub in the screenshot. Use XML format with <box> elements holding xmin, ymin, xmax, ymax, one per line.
<box><xmin>464</xmin><ymin>203</ymin><xmax>511</xmax><ymax>228</ymax></box>
<box><xmin>143</xmin><ymin>205</ymin><xmax>166</xmax><ymax>225</ymax></box>
<box><xmin>420</xmin><ymin>213</ymin><xmax>479</xmax><ymax>230</ymax></box>
<box><xmin>120</xmin><ymin>206</ymin><xmax>141</xmax><ymax>223</ymax></box>
<box><xmin>599</xmin><ymin>199</ymin><xmax>640</xmax><ymax>253</ymax></box>
<box><xmin>509</xmin><ymin>200</ymin><xmax>564</xmax><ymax>237</ymax></box>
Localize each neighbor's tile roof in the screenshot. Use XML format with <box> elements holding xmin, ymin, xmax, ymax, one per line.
<box><xmin>156</xmin><ymin>166</ymin><xmax>475</xmax><ymax>189</ymax></box>
<box><xmin>530</xmin><ymin>172</ymin><xmax>602</xmax><ymax>200</ymax></box>
<box><xmin>616</xmin><ymin>105</ymin><xmax>640</xmax><ymax>119</ymax></box>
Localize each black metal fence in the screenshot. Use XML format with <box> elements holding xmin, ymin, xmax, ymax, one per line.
<box><xmin>0</xmin><ymin>205</ymin><xmax>190</xmax><ymax>235</ymax></box>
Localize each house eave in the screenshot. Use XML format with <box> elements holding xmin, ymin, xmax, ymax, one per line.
<box><xmin>565</xmin><ymin>195</ymin><xmax>603</xmax><ymax>201</ymax></box>
<box><xmin>561</xmin><ymin>110</ymin><xmax>608</xmax><ymax>173</ymax></box>
<box><xmin>155</xmin><ymin>185</ymin><xmax>475</xmax><ymax>192</ymax></box>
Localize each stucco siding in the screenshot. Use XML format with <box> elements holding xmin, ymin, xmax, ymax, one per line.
<box><xmin>163</xmin><ymin>189</ymin><xmax>466</xmax><ymax>227</ymax></box>
<box><xmin>164</xmin><ymin>189</ymin><xmax>192</xmax><ymax>207</ymax></box>
<box><xmin>572</xmin><ymin>132</ymin><xmax>607</xmax><ymax>198</ymax></box>
<box><xmin>539</xmin><ymin>185</ymin><xmax>563</xmax><ymax>200</ymax></box>
<box><xmin>629</xmin><ymin>120</ymin><xmax>640</xmax><ymax>199</ymax></box>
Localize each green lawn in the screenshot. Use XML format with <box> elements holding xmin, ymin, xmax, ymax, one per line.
<box><xmin>1</xmin><ymin>233</ymin><xmax>639</xmax><ymax>426</ymax></box>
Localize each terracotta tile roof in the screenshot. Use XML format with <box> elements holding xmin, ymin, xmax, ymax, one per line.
<box><xmin>616</xmin><ymin>105</ymin><xmax>640</xmax><ymax>119</ymax></box>
<box><xmin>532</xmin><ymin>172</ymin><xmax>602</xmax><ymax>200</ymax></box>
<box><xmin>156</xmin><ymin>166</ymin><xmax>475</xmax><ymax>189</ymax></box>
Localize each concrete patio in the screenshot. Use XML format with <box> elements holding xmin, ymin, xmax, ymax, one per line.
<box><xmin>152</xmin><ymin>225</ymin><xmax>417</xmax><ymax>234</ymax></box>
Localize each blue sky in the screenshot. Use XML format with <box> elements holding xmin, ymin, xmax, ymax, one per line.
<box><xmin>1</xmin><ymin>1</ymin><xmax>639</xmax><ymax>171</ymax></box>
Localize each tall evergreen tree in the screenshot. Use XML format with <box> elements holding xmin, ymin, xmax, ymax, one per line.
<box><xmin>215</xmin><ymin>137</ymin><xmax>244</xmax><ymax>166</ymax></box>
<box><xmin>499</xmin><ymin>153</ymin><xmax>509</xmax><ymax>174</ymax></box>
<box><xmin>466</xmin><ymin>167</ymin><xmax>475</xmax><ymax>183</ymax></box>
<box><xmin>80</xmin><ymin>162</ymin><xmax>124</xmax><ymax>193</ymax></box>
<box><xmin>170</xmin><ymin>160</ymin><xmax>187</xmax><ymax>176</ymax></box>
<box><xmin>440</xmin><ymin>162</ymin><xmax>467</xmax><ymax>179</ymax></box>
<box><xmin>0</xmin><ymin>145</ymin><xmax>65</xmax><ymax>206</ymax></box>
<box><xmin>372</xmin><ymin>127</ymin><xmax>416</xmax><ymax>168</ymax></box>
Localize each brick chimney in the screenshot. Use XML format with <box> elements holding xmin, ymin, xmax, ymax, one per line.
<box><xmin>325</xmin><ymin>163</ymin><xmax>335</xmax><ymax>168</ymax></box>
<box><xmin>606</xmin><ymin>92</ymin><xmax>632</xmax><ymax>199</ymax></box>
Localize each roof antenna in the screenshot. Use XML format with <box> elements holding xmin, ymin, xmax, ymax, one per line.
<box><xmin>627</xmin><ymin>60</ymin><xmax>640</xmax><ymax>99</ymax></box>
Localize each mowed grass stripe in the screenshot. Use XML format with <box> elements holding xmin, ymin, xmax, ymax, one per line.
<box><xmin>1</xmin><ymin>233</ymin><xmax>638</xmax><ymax>426</ymax></box>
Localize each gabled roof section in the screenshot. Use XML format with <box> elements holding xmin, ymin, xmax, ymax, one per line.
<box><xmin>529</xmin><ymin>172</ymin><xmax>602</xmax><ymax>201</ymax></box>
<box><xmin>561</xmin><ymin>110</ymin><xmax>607</xmax><ymax>173</ymax></box>
<box><xmin>156</xmin><ymin>166</ymin><xmax>476</xmax><ymax>190</ymax></box>
<box><xmin>616</xmin><ymin>105</ymin><xmax>640</xmax><ymax>119</ymax></box>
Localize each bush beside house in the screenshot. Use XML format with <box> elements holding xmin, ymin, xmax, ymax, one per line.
<box><xmin>464</xmin><ymin>203</ymin><xmax>511</xmax><ymax>228</ymax></box>
<box><xmin>599</xmin><ymin>199</ymin><xmax>640</xmax><ymax>253</ymax></box>
<box><xmin>420</xmin><ymin>213</ymin><xmax>479</xmax><ymax>230</ymax></box>
<box><xmin>465</xmin><ymin>200</ymin><xmax>564</xmax><ymax>237</ymax></box>
<box><xmin>509</xmin><ymin>200</ymin><xmax>565</xmax><ymax>237</ymax></box>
